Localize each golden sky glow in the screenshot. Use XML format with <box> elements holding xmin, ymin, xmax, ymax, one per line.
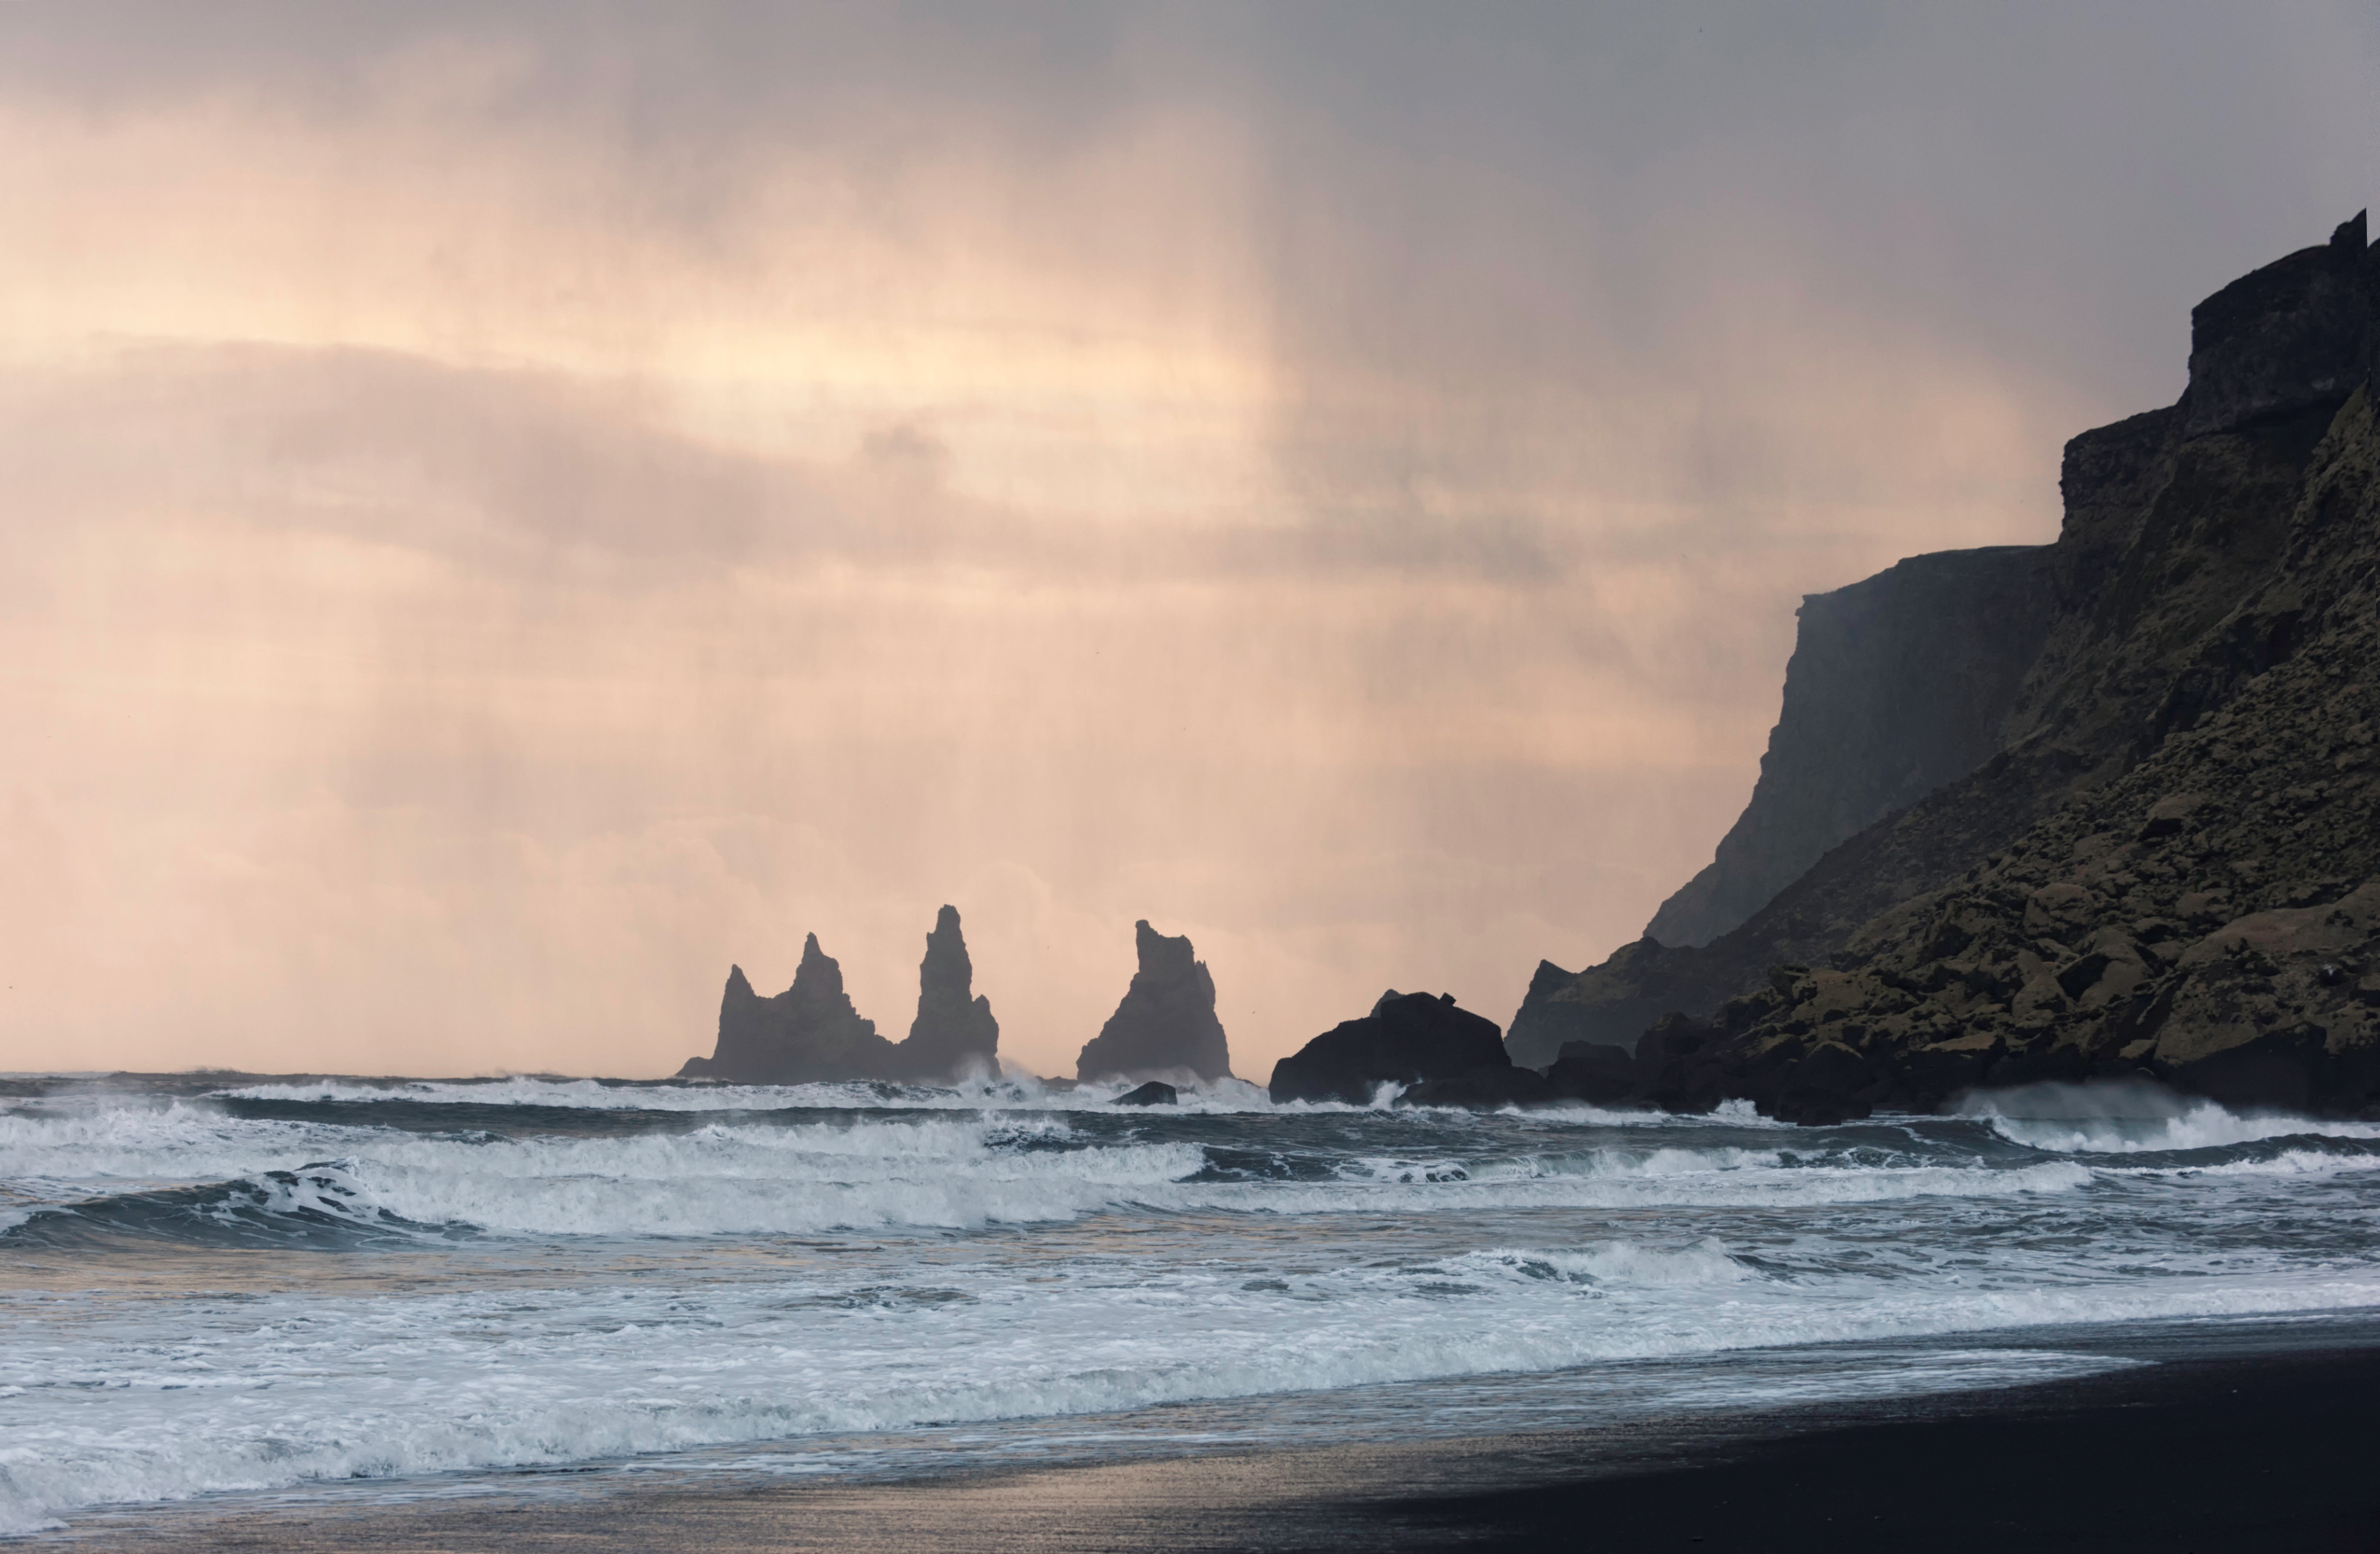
<box><xmin>3</xmin><ymin>5</ymin><xmax>2375</xmax><ymax>1077</ymax></box>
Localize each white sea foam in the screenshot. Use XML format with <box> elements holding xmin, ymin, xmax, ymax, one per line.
<box><xmin>1963</xmin><ymin>1081</ymin><xmax>2380</xmax><ymax>1154</ymax></box>
<box><xmin>6</xmin><ymin>1225</ymin><xmax>2378</xmax><ymax>1537</ymax></box>
<box><xmin>0</xmin><ymin>1102</ymin><xmax>2118</xmax><ymax>1249</ymax></box>
<box><xmin>8</xmin><ymin>1074</ymin><xmax>2380</xmax><ymax>1536</ymax></box>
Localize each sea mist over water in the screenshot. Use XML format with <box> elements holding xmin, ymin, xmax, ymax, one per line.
<box><xmin>5</xmin><ymin>1073</ymin><xmax>2380</xmax><ymax>1536</ymax></box>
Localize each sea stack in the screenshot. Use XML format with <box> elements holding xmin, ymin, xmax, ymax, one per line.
<box><xmin>1075</xmin><ymin>920</ymin><xmax>1233</xmax><ymax>1083</ymax></box>
<box><xmin>1270</xmin><ymin>991</ymin><xmax>1542</xmax><ymax>1107</ymax></box>
<box><xmin>678</xmin><ymin>933</ymin><xmax>898</xmax><ymax>1083</ymax></box>
<box><xmin>892</xmin><ymin>905</ymin><xmax>1000</xmax><ymax>1082</ymax></box>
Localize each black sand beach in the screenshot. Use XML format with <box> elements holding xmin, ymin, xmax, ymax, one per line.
<box><xmin>60</xmin><ymin>1328</ymin><xmax>2380</xmax><ymax>1553</ymax></box>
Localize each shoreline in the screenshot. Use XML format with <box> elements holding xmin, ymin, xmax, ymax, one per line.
<box><xmin>51</xmin><ymin>1321</ymin><xmax>2380</xmax><ymax>1553</ymax></box>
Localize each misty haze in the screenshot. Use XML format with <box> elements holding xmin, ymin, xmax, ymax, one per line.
<box><xmin>6</xmin><ymin>5</ymin><xmax>2380</xmax><ymax>1549</ymax></box>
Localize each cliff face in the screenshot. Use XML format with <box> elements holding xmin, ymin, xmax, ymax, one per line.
<box><xmin>1524</xmin><ymin>212</ymin><xmax>2380</xmax><ymax>1117</ymax></box>
<box><xmin>1644</xmin><ymin>545</ymin><xmax>2056</xmax><ymax>950</ymax></box>
<box><xmin>1076</xmin><ymin>920</ymin><xmax>1233</xmax><ymax>1082</ymax></box>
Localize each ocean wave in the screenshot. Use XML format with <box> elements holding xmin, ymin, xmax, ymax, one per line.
<box><xmin>7</xmin><ymin>1225</ymin><xmax>2378</xmax><ymax>1537</ymax></box>
<box><xmin>1963</xmin><ymin>1081</ymin><xmax>2380</xmax><ymax>1155</ymax></box>
<box><xmin>2</xmin><ymin>1105</ymin><xmax>2124</xmax><ymax>1251</ymax></box>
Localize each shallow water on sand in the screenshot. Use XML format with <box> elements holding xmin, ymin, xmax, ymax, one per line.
<box><xmin>6</xmin><ymin>1071</ymin><xmax>2379</xmax><ymax>1536</ymax></box>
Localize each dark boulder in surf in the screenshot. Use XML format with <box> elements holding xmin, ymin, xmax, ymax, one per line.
<box><xmin>1400</xmin><ymin>1063</ymin><xmax>1558</xmax><ymax>1109</ymax></box>
<box><xmin>1075</xmin><ymin>921</ymin><xmax>1234</xmax><ymax>1083</ymax></box>
<box><xmin>1543</xmin><ymin>1039</ymin><xmax>1645</xmax><ymax>1105</ymax></box>
<box><xmin>1268</xmin><ymin>991</ymin><xmax>1512</xmax><ymax>1106</ymax></box>
<box><xmin>1112</xmin><ymin>1080</ymin><xmax>1179</xmax><ymax>1106</ymax></box>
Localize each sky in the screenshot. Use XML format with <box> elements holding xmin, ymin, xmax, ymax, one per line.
<box><xmin>3</xmin><ymin>3</ymin><xmax>2376</xmax><ymax>1080</ymax></box>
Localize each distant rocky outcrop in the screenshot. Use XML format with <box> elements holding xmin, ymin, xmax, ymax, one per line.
<box><xmin>1269</xmin><ymin>991</ymin><xmax>1523</xmax><ymax>1106</ymax></box>
<box><xmin>1522</xmin><ymin>212</ymin><xmax>2380</xmax><ymax>1120</ymax></box>
<box><xmin>1075</xmin><ymin>921</ymin><xmax>1233</xmax><ymax>1082</ymax></box>
<box><xmin>679</xmin><ymin>907</ymin><xmax>1000</xmax><ymax>1085</ymax></box>
<box><xmin>890</xmin><ymin>905</ymin><xmax>1000</xmax><ymax>1082</ymax></box>
<box><xmin>679</xmin><ymin>933</ymin><xmax>898</xmax><ymax>1083</ymax></box>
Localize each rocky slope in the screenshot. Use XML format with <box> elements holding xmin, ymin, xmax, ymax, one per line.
<box><xmin>1641</xmin><ymin>378</ymin><xmax>2380</xmax><ymax>1120</ymax></box>
<box><xmin>1075</xmin><ymin>920</ymin><xmax>1234</xmax><ymax>1082</ymax></box>
<box><xmin>1509</xmin><ymin>212</ymin><xmax>2378</xmax><ymax>1089</ymax></box>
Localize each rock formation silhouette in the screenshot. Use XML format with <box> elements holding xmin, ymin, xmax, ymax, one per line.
<box><xmin>1075</xmin><ymin>920</ymin><xmax>1233</xmax><ymax>1082</ymax></box>
<box><xmin>1271</xmin><ymin>991</ymin><xmax>1546</xmax><ymax>1107</ymax></box>
<box><xmin>679</xmin><ymin>907</ymin><xmax>1000</xmax><ymax>1085</ymax></box>
<box><xmin>1517</xmin><ymin>211</ymin><xmax>2380</xmax><ymax>1118</ymax></box>
<box><xmin>890</xmin><ymin>905</ymin><xmax>1000</xmax><ymax>1081</ymax></box>
<box><xmin>679</xmin><ymin>932</ymin><xmax>897</xmax><ymax>1083</ymax></box>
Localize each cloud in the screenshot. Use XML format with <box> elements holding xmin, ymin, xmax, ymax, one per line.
<box><xmin>3</xmin><ymin>4</ymin><xmax>2377</xmax><ymax>1076</ymax></box>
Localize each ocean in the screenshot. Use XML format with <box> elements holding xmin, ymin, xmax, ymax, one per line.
<box><xmin>5</xmin><ymin>1071</ymin><xmax>2380</xmax><ymax>1539</ymax></box>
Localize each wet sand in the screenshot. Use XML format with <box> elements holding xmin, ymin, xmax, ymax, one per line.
<box><xmin>59</xmin><ymin>1342</ymin><xmax>2380</xmax><ymax>1553</ymax></box>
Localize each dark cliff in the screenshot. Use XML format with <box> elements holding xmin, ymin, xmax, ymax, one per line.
<box><xmin>1518</xmin><ymin>211</ymin><xmax>2380</xmax><ymax>1117</ymax></box>
<box><xmin>1076</xmin><ymin>920</ymin><xmax>1233</xmax><ymax>1083</ymax></box>
<box><xmin>1643</xmin><ymin>546</ymin><xmax>2055</xmax><ymax>951</ymax></box>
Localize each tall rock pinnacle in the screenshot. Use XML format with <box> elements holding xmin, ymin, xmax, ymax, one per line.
<box><xmin>1074</xmin><ymin>920</ymin><xmax>1233</xmax><ymax>1083</ymax></box>
<box><xmin>894</xmin><ymin>904</ymin><xmax>1000</xmax><ymax>1081</ymax></box>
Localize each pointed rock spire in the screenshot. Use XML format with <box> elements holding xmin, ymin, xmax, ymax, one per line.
<box><xmin>1074</xmin><ymin>920</ymin><xmax>1232</xmax><ymax>1083</ymax></box>
<box><xmin>677</xmin><ymin>935</ymin><xmax>897</xmax><ymax>1083</ymax></box>
<box><xmin>892</xmin><ymin>905</ymin><xmax>1000</xmax><ymax>1082</ymax></box>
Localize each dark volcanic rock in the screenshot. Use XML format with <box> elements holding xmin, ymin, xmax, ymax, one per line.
<box><xmin>678</xmin><ymin>933</ymin><xmax>898</xmax><ymax>1084</ymax></box>
<box><xmin>1111</xmin><ymin>1080</ymin><xmax>1178</xmax><ymax>1106</ymax></box>
<box><xmin>890</xmin><ymin>905</ymin><xmax>1000</xmax><ymax>1082</ymax></box>
<box><xmin>1615</xmin><ymin>226</ymin><xmax>2380</xmax><ymax>1120</ymax></box>
<box><xmin>1075</xmin><ymin>921</ymin><xmax>1234</xmax><ymax>1082</ymax></box>
<box><xmin>1543</xmin><ymin>1039</ymin><xmax>1644</xmax><ymax>1105</ymax></box>
<box><xmin>1514</xmin><ymin>214</ymin><xmax>2380</xmax><ymax>1094</ymax></box>
<box><xmin>1644</xmin><ymin>546</ymin><xmax>2056</xmax><ymax>951</ymax></box>
<box><xmin>2182</xmin><ymin>212</ymin><xmax>2372</xmax><ymax>438</ymax></box>
<box><xmin>1401</xmin><ymin>1064</ymin><xmax>1558</xmax><ymax>1109</ymax></box>
<box><xmin>1269</xmin><ymin>991</ymin><xmax>1510</xmax><ymax>1106</ymax></box>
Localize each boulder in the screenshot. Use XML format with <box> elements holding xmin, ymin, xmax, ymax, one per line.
<box><xmin>1401</xmin><ymin>1064</ymin><xmax>1558</xmax><ymax>1109</ymax></box>
<box><xmin>1269</xmin><ymin>991</ymin><xmax>1510</xmax><ymax>1105</ymax></box>
<box><xmin>1112</xmin><ymin>1080</ymin><xmax>1179</xmax><ymax>1107</ymax></box>
<box><xmin>1075</xmin><ymin>920</ymin><xmax>1234</xmax><ymax>1082</ymax></box>
<box><xmin>1543</xmin><ymin>1040</ymin><xmax>1643</xmax><ymax>1105</ymax></box>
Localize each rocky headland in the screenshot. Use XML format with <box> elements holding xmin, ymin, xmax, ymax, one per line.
<box><xmin>1075</xmin><ymin>920</ymin><xmax>1234</xmax><ymax>1083</ymax></box>
<box><xmin>678</xmin><ymin>907</ymin><xmax>1000</xmax><ymax>1085</ymax></box>
<box><xmin>1513</xmin><ymin>211</ymin><xmax>2380</xmax><ymax>1121</ymax></box>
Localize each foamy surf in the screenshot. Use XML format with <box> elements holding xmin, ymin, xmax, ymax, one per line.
<box><xmin>4</xmin><ymin>1073</ymin><xmax>2379</xmax><ymax>1536</ymax></box>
